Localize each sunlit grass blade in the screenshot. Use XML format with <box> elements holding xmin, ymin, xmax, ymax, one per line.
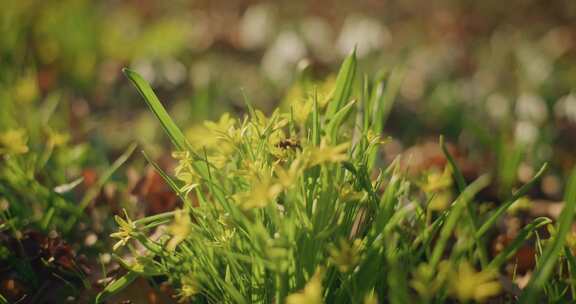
<box><xmin>122</xmin><ymin>68</ymin><xmax>192</xmax><ymax>152</ymax></box>
<box><xmin>326</xmin><ymin>48</ymin><xmax>357</xmax><ymax>117</ymax></box>
<box><xmin>520</xmin><ymin>167</ymin><xmax>576</xmax><ymax>303</ymax></box>
<box><xmin>476</xmin><ymin>163</ymin><xmax>548</xmax><ymax>238</ymax></box>
<box><xmin>326</xmin><ymin>99</ymin><xmax>356</xmax><ymax>143</ymax></box>
<box><xmin>439</xmin><ymin>135</ymin><xmax>466</xmax><ymax>193</ymax></box>
<box><xmin>95</xmin><ymin>271</ymin><xmax>139</xmax><ymax>303</ymax></box>
<box><xmin>311</xmin><ymin>92</ymin><xmax>320</xmax><ymax>146</ymax></box>
<box><xmin>141</xmin><ymin>151</ymin><xmax>181</xmax><ymax>195</ymax></box>
<box><xmin>440</xmin><ymin>135</ymin><xmax>488</xmax><ymax>265</ymax></box>
<box><xmin>429</xmin><ymin>175</ymin><xmax>490</xmax><ymax>269</ymax></box>
<box><xmin>488</xmin><ymin>217</ymin><xmax>551</xmax><ymax>270</ymax></box>
<box><xmin>371</xmin><ymin>67</ymin><xmax>403</xmax><ymax>136</ymax></box>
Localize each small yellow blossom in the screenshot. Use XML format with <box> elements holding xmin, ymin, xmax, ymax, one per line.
<box><xmin>177</xmin><ymin>274</ymin><xmax>200</xmax><ymax>302</ymax></box>
<box><xmin>411</xmin><ymin>262</ymin><xmax>450</xmax><ymax>299</ymax></box>
<box><xmin>339</xmin><ymin>184</ymin><xmax>366</xmax><ymax>204</ymax></box>
<box><xmin>305</xmin><ymin>139</ymin><xmax>349</xmax><ymax>167</ymax></box>
<box><xmin>234</xmin><ymin>176</ymin><xmax>283</xmax><ymax>209</ymax></box>
<box><xmin>110</xmin><ymin>209</ymin><xmax>135</xmax><ymax>251</ymax></box>
<box><xmin>428</xmin><ymin>191</ymin><xmax>453</xmax><ymax>211</ymax></box>
<box><xmin>172</xmin><ymin>151</ymin><xmax>200</xmax><ymax>193</ymax></box>
<box><xmin>204</xmin><ymin>113</ymin><xmax>236</xmax><ymax>135</ymax></box>
<box><xmin>446</xmin><ymin>261</ymin><xmax>501</xmax><ymax>302</ymax></box>
<box><xmin>286</xmin><ymin>268</ymin><xmax>324</xmax><ymax>304</ymax></box>
<box><xmin>0</xmin><ymin>129</ymin><xmax>29</xmax><ymax>155</ymax></box>
<box><xmin>421</xmin><ymin>166</ymin><xmax>453</xmax><ymax>193</ymax></box>
<box><xmin>363</xmin><ymin>292</ymin><xmax>378</xmax><ymax>304</ymax></box>
<box><xmin>46</xmin><ymin>128</ymin><xmax>70</xmax><ymax>147</ymax></box>
<box><xmin>328</xmin><ymin>238</ymin><xmax>364</xmax><ymax>273</ymax></box>
<box><xmin>167</xmin><ymin>209</ymin><xmax>192</xmax><ymax>251</ymax></box>
<box><xmin>275</xmin><ymin>157</ymin><xmax>304</xmax><ymax>188</ymax></box>
<box><xmin>13</xmin><ymin>73</ymin><xmax>39</xmax><ymax>104</ymax></box>
<box><xmin>507</xmin><ymin>196</ymin><xmax>532</xmax><ymax>214</ymax></box>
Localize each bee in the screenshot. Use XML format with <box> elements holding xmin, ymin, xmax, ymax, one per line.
<box><xmin>276</xmin><ymin>138</ymin><xmax>301</xmax><ymax>150</ymax></box>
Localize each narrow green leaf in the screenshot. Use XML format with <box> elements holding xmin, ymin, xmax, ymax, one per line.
<box><xmin>122</xmin><ymin>68</ymin><xmax>191</xmax><ymax>152</ymax></box>
<box><xmin>326</xmin><ymin>99</ymin><xmax>356</xmax><ymax>143</ymax></box>
<box><xmin>439</xmin><ymin>135</ymin><xmax>466</xmax><ymax>194</ymax></box>
<box><xmin>429</xmin><ymin>175</ymin><xmax>490</xmax><ymax>269</ymax></box>
<box><xmin>95</xmin><ymin>271</ymin><xmax>139</xmax><ymax>303</ymax></box>
<box><xmin>311</xmin><ymin>91</ymin><xmax>320</xmax><ymax>146</ymax></box>
<box><xmin>488</xmin><ymin>217</ymin><xmax>551</xmax><ymax>270</ymax></box>
<box><xmin>441</xmin><ymin>135</ymin><xmax>488</xmax><ymax>265</ymax></box>
<box><xmin>476</xmin><ymin>163</ymin><xmax>548</xmax><ymax>238</ymax></box>
<box><xmin>141</xmin><ymin>150</ymin><xmax>181</xmax><ymax>195</ymax></box>
<box><xmin>520</xmin><ymin>167</ymin><xmax>576</xmax><ymax>303</ymax></box>
<box><xmin>326</xmin><ymin>48</ymin><xmax>357</xmax><ymax>117</ymax></box>
<box><xmin>371</xmin><ymin>67</ymin><xmax>403</xmax><ymax>136</ymax></box>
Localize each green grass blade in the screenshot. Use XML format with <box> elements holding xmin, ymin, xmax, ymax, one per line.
<box><xmin>326</xmin><ymin>48</ymin><xmax>357</xmax><ymax>117</ymax></box>
<box><xmin>520</xmin><ymin>167</ymin><xmax>576</xmax><ymax>303</ymax></box>
<box><xmin>439</xmin><ymin>135</ymin><xmax>466</xmax><ymax>194</ymax></box>
<box><xmin>488</xmin><ymin>217</ymin><xmax>551</xmax><ymax>270</ymax></box>
<box><xmin>429</xmin><ymin>175</ymin><xmax>490</xmax><ymax>269</ymax></box>
<box><xmin>123</xmin><ymin>68</ymin><xmax>191</xmax><ymax>152</ymax></box>
<box><xmin>371</xmin><ymin>67</ymin><xmax>403</xmax><ymax>136</ymax></box>
<box><xmin>311</xmin><ymin>92</ymin><xmax>320</xmax><ymax>146</ymax></box>
<box><xmin>141</xmin><ymin>150</ymin><xmax>180</xmax><ymax>195</ymax></box>
<box><xmin>440</xmin><ymin>135</ymin><xmax>488</xmax><ymax>265</ymax></box>
<box><xmin>326</xmin><ymin>99</ymin><xmax>356</xmax><ymax>143</ymax></box>
<box><xmin>476</xmin><ymin>163</ymin><xmax>548</xmax><ymax>238</ymax></box>
<box><xmin>95</xmin><ymin>271</ymin><xmax>139</xmax><ymax>303</ymax></box>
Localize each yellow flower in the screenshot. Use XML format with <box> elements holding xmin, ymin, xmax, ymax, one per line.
<box><xmin>167</xmin><ymin>209</ymin><xmax>192</xmax><ymax>251</ymax></box>
<box><xmin>275</xmin><ymin>157</ymin><xmax>304</xmax><ymax>188</ymax></box>
<box><xmin>446</xmin><ymin>261</ymin><xmax>501</xmax><ymax>302</ymax></box>
<box><xmin>234</xmin><ymin>176</ymin><xmax>283</xmax><ymax>209</ymax></box>
<box><xmin>286</xmin><ymin>268</ymin><xmax>324</xmax><ymax>304</ymax></box>
<box><xmin>177</xmin><ymin>274</ymin><xmax>200</xmax><ymax>302</ymax></box>
<box><xmin>328</xmin><ymin>238</ymin><xmax>364</xmax><ymax>273</ymax></box>
<box><xmin>46</xmin><ymin>128</ymin><xmax>70</xmax><ymax>147</ymax></box>
<box><xmin>172</xmin><ymin>151</ymin><xmax>200</xmax><ymax>193</ymax></box>
<box><xmin>13</xmin><ymin>72</ymin><xmax>38</xmax><ymax>104</ymax></box>
<box><xmin>363</xmin><ymin>292</ymin><xmax>378</xmax><ymax>304</ymax></box>
<box><xmin>0</xmin><ymin>129</ymin><xmax>29</xmax><ymax>155</ymax></box>
<box><xmin>204</xmin><ymin>113</ymin><xmax>236</xmax><ymax>135</ymax></box>
<box><xmin>305</xmin><ymin>139</ymin><xmax>349</xmax><ymax>167</ymax></box>
<box><xmin>421</xmin><ymin>166</ymin><xmax>453</xmax><ymax>193</ymax></box>
<box><xmin>185</xmin><ymin>113</ymin><xmax>237</xmax><ymax>163</ymax></box>
<box><xmin>293</xmin><ymin>99</ymin><xmax>313</xmax><ymax>126</ymax></box>
<box><xmin>507</xmin><ymin>196</ymin><xmax>532</xmax><ymax>214</ymax></box>
<box><xmin>428</xmin><ymin>191</ymin><xmax>453</xmax><ymax>211</ymax></box>
<box><xmin>339</xmin><ymin>184</ymin><xmax>366</xmax><ymax>204</ymax></box>
<box><xmin>110</xmin><ymin>209</ymin><xmax>135</xmax><ymax>251</ymax></box>
<box><xmin>411</xmin><ymin>262</ymin><xmax>451</xmax><ymax>300</ymax></box>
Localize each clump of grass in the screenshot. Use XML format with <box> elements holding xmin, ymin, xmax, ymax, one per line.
<box><xmin>100</xmin><ymin>53</ymin><xmax>576</xmax><ymax>303</ymax></box>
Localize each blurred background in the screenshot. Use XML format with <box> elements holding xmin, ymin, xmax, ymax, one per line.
<box><xmin>1</xmin><ymin>0</ymin><xmax>576</xmax><ymax>194</ymax></box>
<box><xmin>2</xmin><ymin>0</ymin><xmax>576</xmax><ymax>301</ymax></box>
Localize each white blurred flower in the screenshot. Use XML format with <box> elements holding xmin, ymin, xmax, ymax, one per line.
<box><xmin>515</xmin><ymin>120</ymin><xmax>539</xmax><ymax>145</ymax></box>
<box><xmin>239</xmin><ymin>4</ymin><xmax>276</xmax><ymax>49</ymax></box>
<box><xmin>337</xmin><ymin>15</ymin><xmax>390</xmax><ymax>58</ymax></box>
<box><xmin>262</xmin><ymin>31</ymin><xmax>307</xmax><ymax>84</ymax></box>
<box><xmin>515</xmin><ymin>93</ymin><xmax>548</xmax><ymax>124</ymax></box>
<box><xmin>516</xmin><ymin>45</ymin><xmax>552</xmax><ymax>86</ymax></box>
<box><xmin>485</xmin><ymin>93</ymin><xmax>510</xmax><ymax>121</ymax></box>
<box><xmin>554</xmin><ymin>93</ymin><xmax>576</xmax><ymax>123</ymax></box>
<box><xmin>301</xmin><ymin>17</ymin><xmax>334</xmax><ymax>62</ymax></box>
<box><xmin>162</xmin><ymin>59</ymin><xmax>187</xmax><ymax>86</ymax></box>
<box><xmin>132</xmin><ymin>60</ymin><xmax>156</xmax><ymax>84</ymax></box>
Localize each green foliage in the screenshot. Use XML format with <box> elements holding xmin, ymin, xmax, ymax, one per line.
<box><xmin>101</xmin><ymin>56</ymin><xmax>576</xmax><ymax>303</ymax></box>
